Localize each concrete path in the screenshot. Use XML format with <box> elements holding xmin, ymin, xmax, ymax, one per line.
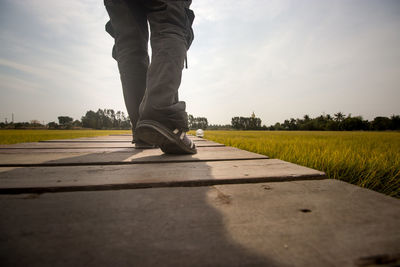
<box><xmin>0</xmin><ymin>135</ymin><xmax>399</xmax><ymax>266</ymax></box>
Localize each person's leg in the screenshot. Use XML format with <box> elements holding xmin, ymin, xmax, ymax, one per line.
<box><xmin>138</xmin><ymin>0</ymin><xmax>194</xmax><ymax>132</ymax></box>
<box><xmin>104</xmin><ymin>0</ymin><xmax>149</xmax><ymax>137</ymax></box>
<box><xmin>135</xmin><ymin>0</ymin><xmax>196</xmax><ymax>154</ymax></box>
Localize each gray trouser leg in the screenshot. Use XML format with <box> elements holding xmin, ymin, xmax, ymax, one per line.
<box><xmin>139</xmin><ymin>0</ymin><xmax>193</xmax><ymax>132</ymax></box>
<box><xmin>105</xmin><ymin>0</ymin><xmax>149</xmax><ymax>135</ymax></box>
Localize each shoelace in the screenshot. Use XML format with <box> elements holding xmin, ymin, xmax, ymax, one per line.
<box><xmin>173</xmin><ymin>129</ymin><xmax>195</xmax><ymax>149</ymax></box>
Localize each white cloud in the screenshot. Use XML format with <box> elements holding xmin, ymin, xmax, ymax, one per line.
<box><xmin>193</xmin><ymin>0</ymin><xmax>288</xmax><ymax>23</ymax></box>
<box><xmin>0</xmin><ymin>73</ymin><xmax>41</xmax><ymax>94</ymax></box>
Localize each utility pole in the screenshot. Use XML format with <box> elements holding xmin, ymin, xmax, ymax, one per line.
<box><xmin>12</xmin><ymin>113</ymin><xmax>14</xmax><ymax>123</ymax></box>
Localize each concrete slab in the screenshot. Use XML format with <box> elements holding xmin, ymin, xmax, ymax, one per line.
<box><xmin>0</xmin><ymin>146</ymin><xmax>268</xmax><ymax>166</ymax></box>
<box><xmin>0</xmin><ymin>159</ymin><xmax>325</xmax><ymax>193</ymax></box>
<box><xmin>0</xmin><ymin>180</ymin><xmax>398</xmax><ymax>266</ymax></box>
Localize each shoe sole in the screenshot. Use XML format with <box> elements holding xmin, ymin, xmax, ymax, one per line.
<box><xmin>134</xmin><ymin>144</ymin><xmax>158</xmax><ymax>149</ymax></box>
<box><xmin>136</xmin><ymin>120</ymin><xmax>197</xmax><ymax>154</ymax></box>
<box><xmin>131</xmin><ymin>140</ymin><xmax>158</xmax><ymax>149</ymax></box>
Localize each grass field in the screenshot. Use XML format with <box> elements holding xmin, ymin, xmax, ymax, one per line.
<box><xmin>202</xmin><ymin>131</ymin><xmax>400</xmax><ymax>198</ymax></box>
<box><xmin>0</xmin><ymin>129</ymin><xmax>131</xmax><ymax>145</ymax></box>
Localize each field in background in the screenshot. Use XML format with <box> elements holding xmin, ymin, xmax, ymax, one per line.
<box><xmin>0</xmin><ymin>130</ymin><xmax>131</xmax><ymax>145</ymax></box>
<box><xmin>202</xmin><ymin>131</ymin><xmax>400</xmax><ymax>198</ymax></box>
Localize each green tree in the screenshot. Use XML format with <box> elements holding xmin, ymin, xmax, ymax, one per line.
<box><xmin>188</xmin><ymin>114</ymin><xmax>208</xmax><ymax>129</ymax></box>
<box><xmin>231</xmin><ymin>114</ymin><xmax>262</xmax><ymax>130</ymax></box>
<box><xmin>58</xmin><ymin>116</ymin><xmax>73</xmax><ymax>129</ymax></box>
<box><xmin>72</xmin><ymin>120</ymin><xmax>82</xmax><ymax>127</ymax></box>
<box><xmin>390</xmin><ymin>115</ymin><xmax>400</xmax><ymax>130</ymax></box>
<box><xmin>47</xmin><ymin>121</ymin><xmax>58</xmax><ymax>129</ymax></box>
<box><xmin>371</xmin><ymin>116</ymin><xmax>391</xmax><ymax>131</ymax></box>
<box><xmin>58</xmin><ymin>116</ymin><xmax>73</xmax><ymax>125</ymax></box>
<box><xmin>334</xmin><ymin>112</ymin><xmax>345</xmax><ymax>122</ymax></box>
<box><xmin>81</xmin><ymin>110</ymin><xmax>99</xmax><ymax>129</ymax></box>
<box><xmin>342</xmin><ymin>116</ymin><xmax>368</xmax><ymax>131</ymax></box>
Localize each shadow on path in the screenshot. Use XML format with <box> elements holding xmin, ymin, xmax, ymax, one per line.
<box><xmin>0</xmin><ymin>148</ymin><xmax>283</xmax><ymax>266</ymax></box>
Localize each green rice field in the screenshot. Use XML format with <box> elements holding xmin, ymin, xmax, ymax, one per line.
<box><xmin>203</xmin><ymin>131</ymin><xmax>400</xmax><ymax>198</ymax></box>
<box><xmin>0</xmin><ymin>129</ymin><xmax>131</xmax><ymax>145</ymax></box>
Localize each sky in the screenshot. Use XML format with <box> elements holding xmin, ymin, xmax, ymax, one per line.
<box><xmin>0</xmin><ymin>0</ymin><xmax>399</xmax><ymax>126</ymax></box>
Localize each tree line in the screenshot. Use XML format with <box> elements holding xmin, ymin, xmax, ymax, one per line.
<box><xmin>188</xmin><ymin>114</ymin><xmax>208</xmax><ymax>130</ymax></box>
<box><xmin>269</xmin><ymin>113</ymin><xmax>400</xmax><ymax>131</ymax></box>
<box><xmin>80</xmin><ymin>109</ymin><xmax>131</xmax><ymax>129</ymax></box>
<box><xmin>1</xmin><ymin>110</ymin><xmax>399</xmax><ymax>131</ymax></box>
<box><xmin>0</xmin><ymin>109</ymin><xmax>131</xmax><ymax>130</ymax></box>
<box><xmin>231</xmin><ymin>112</ymin><xmax>262</xmax><ymax>130</ymax></box>
<box><xmin>227</xmin><ymin>112</ymin><xmax>400</xmax><ymax>131</ymax></box>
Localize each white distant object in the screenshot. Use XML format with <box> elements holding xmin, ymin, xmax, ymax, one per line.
<box><xmin>196</xmin><ymin>129</ymin><xmax>204</xmax><ymax>138</ymax></box>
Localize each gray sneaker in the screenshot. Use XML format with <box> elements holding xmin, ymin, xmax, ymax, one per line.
<box><xmin>135</xmin><ymin>120</ymin><xmax>197</xmax><ymax>154</ymax></box>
